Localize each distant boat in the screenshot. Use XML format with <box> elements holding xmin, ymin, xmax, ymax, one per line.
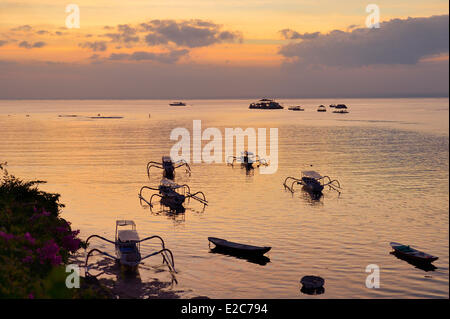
<box><xmin>390</xmin><ymin>242</ymin><xmax>438</xmax><ymax>263</ymax></box>
<box><xmin>169</xmin><ymin>102</ymin><xmax>186</xmax><ymax>106</ymax></box>
<box><xmin>249</xmin><ymin>98</ymin><xmax>283</xmax><ymax>109</ymax></box>
<box><xmin>288</xmin><ymin>106</ymin><xmax>305</xmax><ymax>111</ymax></box>
<box><xmin>208</xmin><ymin>237</ymin><xmax>271</xmax><ymax>256</ymax></box>
<box><xmin>317</xmin><ymin>105</ymin><xmax>327</xmax><ymax>112</ymax></box>
<box><xmin>89</xmin><ymin>116</ymin><xmax>123</xmax><ymax>119</ymax></box>
<box><xmin>333</xmin><ymin>109</ymin><xmax>349</xmax><ymax>114</ymax></box>
<box><xmin>329</xmin><ymin>104</ymin><xmax>337</xmax><ymax>108</ymax></box>
<box><xmin>332</xmin><ymin>104</ymin><xmax>349</xmax><ymax>113</ymax></box>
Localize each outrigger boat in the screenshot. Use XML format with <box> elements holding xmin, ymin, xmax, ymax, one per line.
<box><xmin>147</xmin><ymin>156</ymin><xmax>191</xmax><ymax>180</ymax></box>
<box><xmin>139</xmin><ymin>178</ymin><xmax>207</xmax><ymax>212</ymax></box>
<box><xmin>85</xmin><ymin>220</ymin><xmax>176</xmax><ymax>275</ymax></box>
<box><xmin>390</xmin><ymin>242</ymin><xmax>438</xmax><ymax>263</ymax></box>
<box><xmin>288</xmin><ymin>106</ymin><xmax>305</xmax><ymax>111</ymax></box>
<box><xmin>208</xmin><ymin>237</ymin><xmax>271</xmax><ymax>256</ymax></box>
<box><xmin>249</xmin><ymin>98</ymin><xmax>283</xmax><ymax>109</ymax></box>
<box><xmin>227</xmin><ymin>151</ymin><xmax>268</xmax><ymax>170</ymax></box>
<box><xmin>283</xmin><ymin>170</ymin><xmax>341</xmax><ymax>194</ymax></box>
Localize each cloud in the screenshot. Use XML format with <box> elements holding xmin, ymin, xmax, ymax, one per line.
<box><xmin>108</xmin><ymin>49</ymin><xmax>189</xmax><ymax>63</ymax></box>
<box><xmin>280</xmin><ymin>29</ymin><xmax>321</xmax><ymax>40</ymax></box>
<box><xmin>104</xmin><ymin>24</ymin><xmax>140</xmax><ymax>44</ymax></box>
<box><xmin>79</xmin><ymin>41</ymin><xmax>108</xmax><ymax>52</ymax></box>
<box><xmin>36</xmin><ymin>30</ymin><xmax>49</xmax><ymax>35</ymax></box>
<box><xmin>279</xmin><ymin>15</ymin><xmax>449</xmax><ymax>67</ymax></box>
<box><xmin>0</xmin><ymin>40</ymin><xmax>7</xmax><ymax>47</ymax></box>
<box><xmin>140</xmin><ymin>19</ymin><xmax>242</xmax><ymax>48</ymax></box>
<box><xmin>11</xmin><ymin>25</ymin><xmax>32</xmax><ymax>32</ymax></box>
<box><xmin>18</xmin><ymin>41</ymin><xmax>46</xmax><ymax>49</ymax></box>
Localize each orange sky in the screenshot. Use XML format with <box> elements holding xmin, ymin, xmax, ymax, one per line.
<box><xmin>0</xmin><ymin>0</ymin><xmax>448</xmax><ymax>65</ymax></box>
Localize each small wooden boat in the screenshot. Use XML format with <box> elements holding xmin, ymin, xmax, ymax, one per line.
<box><xmin>390</xmin><ymin>242</ymin><xmax>438</xmax><ymax>263</ymax></box>
<box><xmin>208</xmin><ymin>237</ymin><xmax>271</xmax><ymax>256</ymax></box>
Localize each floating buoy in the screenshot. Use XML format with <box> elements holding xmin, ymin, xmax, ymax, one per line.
<box><xmin>300</xmin><ymin>275</ymin><xmax>325</xmax><ymax>295</ymax></box>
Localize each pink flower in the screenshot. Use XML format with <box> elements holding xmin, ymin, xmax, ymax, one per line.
<box><xmin>28</xmin><ymin>293</ymin><xmax>34</xmax><ymax>299</ymax></box>
<box><xmin>62</xmin><ymin>235</ymin><xmax>81</xmax><ymax>252</ymax></box>
<box><xmin>36</xmin><ymin>240</ymin><xmax>62</xmax><ymax>266</ymax></box>
<box><xmin>29</xmin><ymin>208</ymin><xmax>51</xmax><ymax>221</ymax></box>
<box><xmin>24</xmin><ymin>232</ymin><xmax>36</xmax><ymax>245</ymax></box>
<box><xmin>0</xmin><ymin>231</ymin><xmax>14</xmax><ymax>242</ymax></box>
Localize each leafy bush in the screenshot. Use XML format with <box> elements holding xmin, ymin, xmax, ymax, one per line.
<box><xmin>0</xmin><ymin>163</ymin><xmax>90</xmax><ymax>298</ymax></box>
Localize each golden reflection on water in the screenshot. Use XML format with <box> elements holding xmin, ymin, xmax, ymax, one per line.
<box><xmin>0</xmin><ymin>98</ymin><xmax>448</xmax><ymax>298</ymax></box>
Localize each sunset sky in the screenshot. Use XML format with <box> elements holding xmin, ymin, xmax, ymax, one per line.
<box><xmin>0</xmin><ymin>0</ymin><xmax>448</xmax><ymax>98</ymax></box>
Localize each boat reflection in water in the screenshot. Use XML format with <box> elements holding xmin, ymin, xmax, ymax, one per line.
<box><xmin>84</xmin><ymin>257</ymin><xmax>179</xmax><ymax>298</ymax></box>
<box><xmin>390</xmin><ymin>251</ymin><xmax>438</xmax><ymax>272</ymax></box>
<box><xmin>209</xmin><ymin>247</ymin><xmax>271</xmax><ymax>266</ymax></box>
<box><xmin>300</xmin><ymin>188</ymin><xmax>324</xmax><ymax>204</ymax></box>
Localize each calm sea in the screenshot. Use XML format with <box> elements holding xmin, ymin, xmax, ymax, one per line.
<box><xmin>0</xmin><ymin>98</ymin><xmax>448</xmax><ymax>298</ymax></box>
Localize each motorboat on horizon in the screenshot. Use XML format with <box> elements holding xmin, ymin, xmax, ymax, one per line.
<box><xmin>169</xmin><ymin>101</ymin><xmax>187</xmax><ymax>106</ymax></box>
<box><xmin>288</xmin><ymin>106</ymin><xmax>305</xmax><ymax>111</ymax></box>
<box><xmin>249</xmin><ymin>98</ymin><xmax>283</xmax><ymax>109</ymax></box>
<box><xmin>317</xmin><ymin>105</ymin><xmax>327</xmax><ymax>112</ymax></box>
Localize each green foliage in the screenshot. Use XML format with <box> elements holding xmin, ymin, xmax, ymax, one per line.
<box><xmin>0</xmin><ymin>164</ymin><xmax>96</xmax><ymax>298</ymax></box>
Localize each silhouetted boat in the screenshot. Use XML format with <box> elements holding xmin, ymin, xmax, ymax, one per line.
<box><xmin>390</xmin><ymin>242</ymin><xmax>438</xmax><ymax>263</ymax></box>
<box><xmin>284</xmin><ymin>170</ymin><xmax>341</xmax><ymax>194</ymax></box>
<box><xmin>208</xmin><ymin>237</ymin><xmax>271</xmax><ymax>256</ymax></box>
<box><xmin>333</xmin><ymin>109</ymin><xmax>349</xmax><ymax>114</ymax></box>
<box><xmin>317</xmin><ymin>105</ymin><xmax>326</xmax><ymax>112</ymax></box>
<box><xmin>249</xmin><ymin>98</ymin><xmax>283</xmax><ymax>109</ymax></box>
<box><xmin>288</xmin><ymin>106</ymin><xmax>305</xmax><ymax>111</ymax></box>
<box><xmin>169</xmin><ymin>102</ymin><xmax>186</xmax><ymax>106</ymax></box>
<box><xmin>85</xmin><ymin>220</ymin><xmax>176</xmax><ymax>274</ymax></box>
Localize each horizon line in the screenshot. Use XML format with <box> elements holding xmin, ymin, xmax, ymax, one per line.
<box><xmin>0</xmin><ymin>94</ymin><xmax>449</xmax><ymax>101</ymax></box>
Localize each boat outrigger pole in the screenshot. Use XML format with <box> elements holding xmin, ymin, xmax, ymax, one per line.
<box><xmin>84</xmin><ymin>221</ymin><xmax>176</xmax><ymax>277</ymax></box>
<box><xmin>283</xmin><ymin>171</ymin><xmax>341</xmax><ymax>194</ymax></box>
<box><xmin>147</xmin><ymin>156</ymin><xmax>191</xmax><ymax>180</ymax></box>
<box><xmin>139</xmin><ymin>179</ymin><xmax>208</xmax><ymax>210</ymax></box>
<box><xmin>227</xmin><ymin>151</ymin><xmax>269</xmax><ymax>169</ymax></box>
